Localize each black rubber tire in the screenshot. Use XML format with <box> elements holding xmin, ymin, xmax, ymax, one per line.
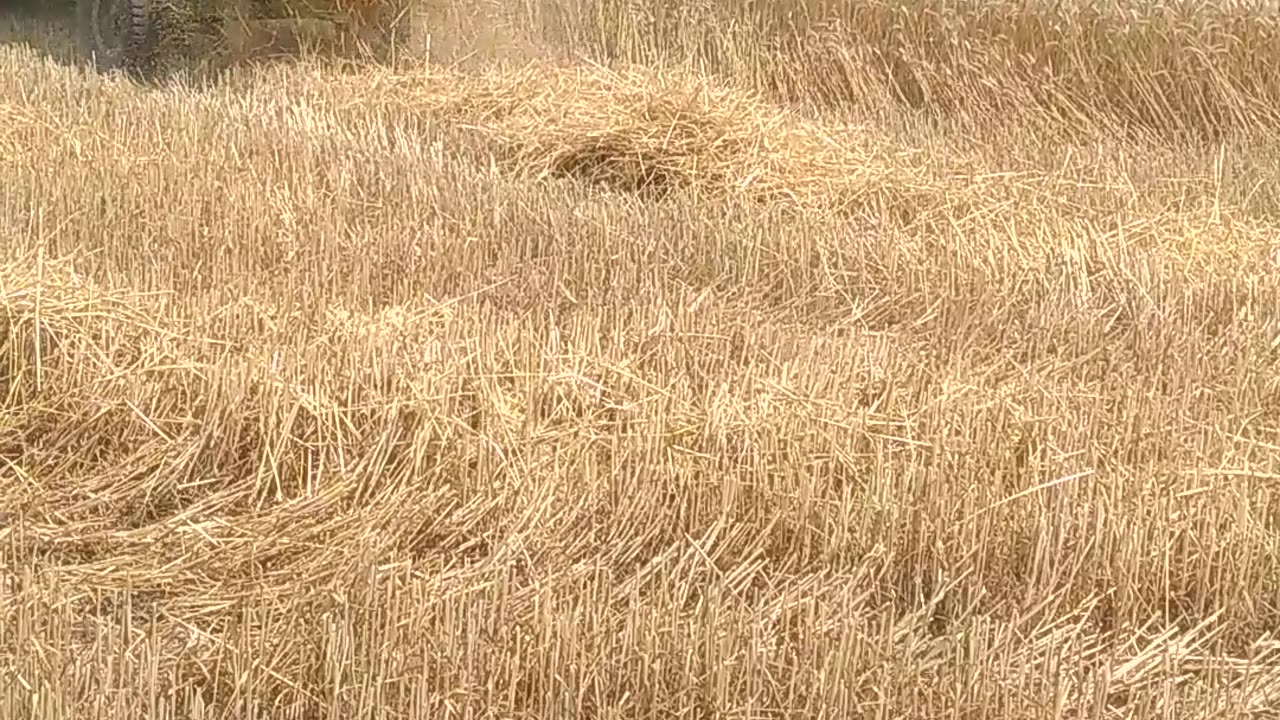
<box><xmin>77</xmin><ymin>0</ymin><xmax>158</xmax><ymax>74</ymax></box>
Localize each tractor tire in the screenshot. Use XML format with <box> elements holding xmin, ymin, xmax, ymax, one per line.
<box><xmin>77</xmin><ymin>0</ymin><xmax>158</xmax><ymax>74</ymax></box>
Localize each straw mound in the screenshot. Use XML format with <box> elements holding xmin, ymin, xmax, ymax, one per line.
<box><xmin>357</xmin><ymin>62</ymin><xmax>946</xmax><ymax>213</ymax></box>
<box><xmin>2</xmin><ymin>259</ymin><xmax>188</xmax><ymax>540</ymax></box>
<box><xmin>0</xmin><ymin>257</ymin><xmax>476</xmax><ymax>607</ymax></box>
<box><xmin>0</xmin><ymin>250</ymin><xmax>667</xmax><ymax>694</ymax></box>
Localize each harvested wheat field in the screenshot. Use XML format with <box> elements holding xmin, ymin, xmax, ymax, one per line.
<box><xmin>3</xmin><ymin>0</ymin><xmax>1280</xmax><ymax>718</ymax></box>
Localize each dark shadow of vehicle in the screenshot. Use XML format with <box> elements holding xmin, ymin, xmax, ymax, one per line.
<box><xmin>2</xmin><ymin>2</ymin><xmax>415</xmax><ymax>89</ymax></box>
<box><xmin>0</xmin><ymin>4</ymin><xmax>86</xmax><ymax>71</ymax></box>
<box><xmin>0</xmin><ymin>1</ymin><xmax>212</xmax><ymax>87</ymax></box>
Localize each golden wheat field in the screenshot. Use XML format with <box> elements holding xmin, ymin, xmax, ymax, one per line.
<box><xmin>3</xmin><ymin>0</ymin><xmax>1280</xmax><ymax>717</ymax></box>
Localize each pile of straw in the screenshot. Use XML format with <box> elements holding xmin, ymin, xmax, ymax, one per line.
<box><xmin>348</xmin><ymin>61</ymin><xmax>957</xmax><ymax>215</ymax></box>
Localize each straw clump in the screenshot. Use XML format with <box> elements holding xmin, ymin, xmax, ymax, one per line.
<box><xmin>352</xmin><ymin>61</ymin><xmax>952</xmax><ymax>216</ymax></box>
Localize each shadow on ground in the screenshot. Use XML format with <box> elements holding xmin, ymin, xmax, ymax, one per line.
<box><xmin>0</xmin><ymin>9</ymin><xmax>197</xmax><ymax>87</ymax></box>
<box><xmin>0</xmin><ymin>7</ymin><xmax>85</xmax><ymax>70</ymax></box>
<box><xmin>0</xmin><ymin>5</ymin><xmax>276</xmax><ymax>87</ymax></box>
<box><xmin>0</xmin><ymin>3</ymin><xmax>524</xmax><ymax>88</ymax></box>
